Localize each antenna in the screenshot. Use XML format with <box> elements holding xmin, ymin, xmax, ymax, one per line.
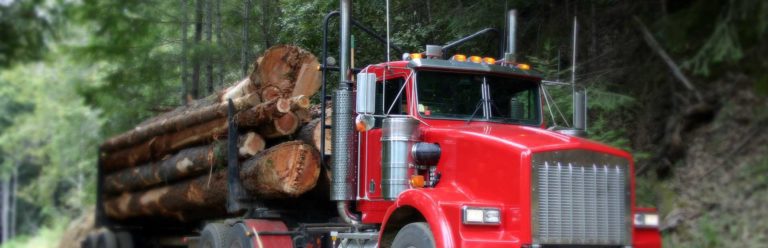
<box><xmin>571</xmin><ymin>16</ymin><xmax>577</xmax><ymax>101</ymax></box>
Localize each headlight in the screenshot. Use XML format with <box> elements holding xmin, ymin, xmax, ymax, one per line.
<box><xmin>462</xmin><ymin>206</ymin><xmax>501</xmax><ymax>225</ymax></box>
<box><xmin>634</xmin><ymin>212</ymin><xmax>660</xmax><ymax>228</ymax></box>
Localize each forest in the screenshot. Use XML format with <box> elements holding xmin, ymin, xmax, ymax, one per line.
<box><xmin>0</xmin><ymin>0</ymin><xmax>766</xmax><ymax>247</ymax></box>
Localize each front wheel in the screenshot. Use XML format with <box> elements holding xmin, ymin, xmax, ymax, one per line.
<box><xmin>391</xmin><ymin>222</ymin><xmax>436</xmax><ymax>248</ymax></box>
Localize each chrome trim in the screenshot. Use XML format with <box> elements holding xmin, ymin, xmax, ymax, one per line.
<box><xmin>531</xmin><ymin>150</ymin><xmax>632</xmax><ymax>246</ymax></box>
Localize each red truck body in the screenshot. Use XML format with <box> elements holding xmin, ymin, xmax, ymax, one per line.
<box><xmin>347</xmin><ymin>60</ymin><xmax>662</xmax><ymax>247</ymax></box>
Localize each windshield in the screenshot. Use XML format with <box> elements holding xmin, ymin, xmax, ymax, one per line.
<box><xmin>416</xmin><ymin>70</ymin><xmax>540</xmax><ymax>125</ymax></box>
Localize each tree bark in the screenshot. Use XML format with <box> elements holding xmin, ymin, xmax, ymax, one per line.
<box><xmin>205</xmin><ymin>0</ymin><xmax>213</xmax><ymax>94</ymax></box>
<box><xmin>241</xmin><ymin>0</ymin><xmax>250</xmax><ymax>77</ymax></box>
<box><xmin>214</xmin><ymin>0</ymin><xmax>223</xmax><ymax>87</ymax></box>
<box><xmin>1</xmin><ymin>176</ymin><xmax>9</xmax><ymax>243</ymax></box>
<box><xmin>257</xmin><ymin>111</ymin><xmax>298</xmax><ymax>138</ymax></box>
<box><xmin>180</xmin><ymin>0</ymin><xmax>189</xmax><ymax>105</ymax></box>
<box><xmin>103</xmin><ymin>132</ymin><xmax>264</xmax><ymax>194</ymax></box>
<box><xmin>298</xmin><ymin>118</ymin><xmax>331</xmax><ymax>155</ymax></box>
<box><xmin>191</xmin><ymin>0</ymin><xmax>204</xmax><ymax>99</ymax></box>
<box><xmin>234</xmin><ymin>97</ymin><xmax>291</xmax><ymax>127</ymax></box>
<box><xmin>102</xmin><ymin>98</ymin><xmax>291</xmax><ymax>172</ymax></box>
<box><xmin>101</xmin><ymin>94</ymin><xmax>260</xmax><ymax>152</ymax></box>
<box><xmin>102</xmin><ymin>141</ymin><xmax>320</xmax><ymax>221</ymax></box>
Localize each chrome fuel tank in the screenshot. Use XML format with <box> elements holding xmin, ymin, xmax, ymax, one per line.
<box><xmin>381</xmin><ymin>117</ymin><xmax>420</xmax><ymax>200</ymax></box>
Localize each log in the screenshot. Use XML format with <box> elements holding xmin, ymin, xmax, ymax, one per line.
<box><xmin>258</xmin><ymin>112</ymin><xmax>299</xmax><ymax>138</ymax></box>
<box><xmin>291</xmin><ymin>60</ymin><xmax>321</xmax><ymax>98</ymax></box>
<box><xmin>252</xmin><ymin>45</ymin><xmax>321</xmax><ymax>100</ymax></box>
<box><xmin>239</xmin><ymin>141</ymin><xmax>321</xmax><ymax>198</ymax></box>
<box><xmin>103</xmin><ymin>170</ymin><xmax>228</xmax><ymax>221</ymax></box>
<box><xmin>102</xmin><ymin>99</ymin><xmax>290</xmax><ymax>173</ymax></box>
<box><xmin>235</xmin><ymin>98</ymin><xmax>291</xmax><ymax>127</ymax></box>
<box><xmin>100</xmin><ymin>94</ymin><xmax>260</xmax><ymax>152</ymax></box>
<box><xmin>103</xmin><ymin>132</ymin><xmax>265</xmax><ymax>194</ymax></box>
<box><xmin>221</xmin><ymin>77</ymin><xmax>258</xmax><ymax>102</ymax></box>
<box><xmin>103</xmin><ymin>141</ymin><xmax>320</xmax><ymax>221</ymax></box>
<box><xmin>260</xmin><ymin>86</ymin><xmax>281</xmax><ymax>101</ymax></box>
<box><xmin>298</xmin><ymin>118</ymin><xmax>331</xmax><ymax>155</ymax></box>
<box><xmin>101</xmin><ymin>118</ymin><xmax>228</xmax><ymax>173</ymax></box>
<box><xmin>290</xmin><ymin>95</ymin><xmax>310</xmax><ymax>111</ymax></box>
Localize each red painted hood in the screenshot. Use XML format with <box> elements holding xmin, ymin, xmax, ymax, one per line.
<box><xmin>422</xmin><ymin>120</ymin><xmax>630</xmax><ymax>158</ymax></box>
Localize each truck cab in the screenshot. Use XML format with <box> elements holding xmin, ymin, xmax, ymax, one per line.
<box><xmin>337</xmin><ymin>55</ymin><xmax>662</xmax><ymax>247</ymax></box>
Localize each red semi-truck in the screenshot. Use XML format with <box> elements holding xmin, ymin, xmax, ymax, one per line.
<box><xmin>88</xmin><ymin>1</ymin><xmax>662</xmax><ymax>247</ymax></box>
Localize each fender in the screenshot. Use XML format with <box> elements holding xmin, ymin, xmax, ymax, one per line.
<box><xmin>380</xmin><ymin>188</ymin><xmax>466</xmax><ymax>248</ymax></box>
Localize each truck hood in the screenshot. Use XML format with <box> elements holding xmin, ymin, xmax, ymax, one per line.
<box><xmin>422</xmin><ymin>121</ymin><xmax>629</xmax><ymax>157</ymax></box>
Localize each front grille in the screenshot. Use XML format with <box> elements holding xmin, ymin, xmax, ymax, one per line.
<box><xmin>531</xmin><ymin>150</ymin><xmax>631</xmax><ymax>246</ymax></box>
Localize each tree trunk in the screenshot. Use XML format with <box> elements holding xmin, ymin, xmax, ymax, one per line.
<box><xmin>191</xmin><ymin>0</ymin><xmax>204</xmax><ymax>99</ymax></box>
<box><xmin>180</xmin><ymin>0</ymin><xmax>189</xmax><ymax>105</ymax></box>
<box><xmin>101</xmin><ymin>94</ymin><xmax>260</xmax><ymax>152</ymax></box>
<box><xmin>205</xmin><ymin>0</ymin><xmax>214</xmax><ymax>94</ymax></box>
<box><xmin>103</xmin><ymin>132</ymin><xmax>264</xmax><ymax>194</ymax></box>
<box><xmin>241</xmin><ymin>0</ymin><xmax>250</xmax><ymax>77</ymax></box>
<box><xmin>9</xmin><ymin>166</ymin><xmax>15</xmax><ymax>240</ymax></box>
<box><xmin>215</xmin><ymin>0</ymin><xmax>223</xmax><ymax>87</ymax></box>
<box><xmin>1</xmin><ymin>176</ymin><xmax>8</xmax><ymax>243</ymax></box>
<box><xmin>102</xmin><ymin>141</ymin><xmax>320</xmax><ymax>221</ymax></box>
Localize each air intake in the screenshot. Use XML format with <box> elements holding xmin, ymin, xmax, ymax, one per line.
<box><xmin>531</xmin><ymin>150</ymin><xmax>631</xmax><ymax>246</ymax></box>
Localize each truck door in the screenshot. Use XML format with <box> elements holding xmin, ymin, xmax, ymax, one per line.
<box><xmin>359</xmin><ymin>77</ymin><xmax>406</xmax><ymax>200</ymax></box>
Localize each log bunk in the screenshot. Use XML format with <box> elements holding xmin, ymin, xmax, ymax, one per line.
<box><xmin>99</xmin><ymin>45</ymin><xmax>331</xmax><ymax>222</ymax></box>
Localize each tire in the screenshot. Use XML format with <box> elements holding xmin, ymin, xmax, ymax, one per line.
<box><xmin>81</xmin><ymin>233</ymin><xmax>97</xmax><ymax>248</ymax></box>
<box><xmin>228</xmin><ymin>223</ymin><xmax>254</xmax><ymax>248</ymax></box>
<box><xmin>200</xmin><ymin>223</ymin><xmax>234</xmax><ymax>248</ymax></box>
<box><xmin>391</xmin><ymin>222</ymin><xmax>436</xmax><ymax>248</ymax></box>
<box><xmin>95</xmin><ymin>230</ymin><xmax>118</xmax><ymax>248</ymax></box>
<box><xmin>114</xmin><ymin>231</ymin><xmax>134</xmax><ymax>248</ymax></box>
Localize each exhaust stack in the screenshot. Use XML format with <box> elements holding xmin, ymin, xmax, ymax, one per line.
<box><xmin>331</xmin><ymin>0</ymin><xmax>360</xmax><ymax>225</ymax></box>
<box><xmin>505</xmin><ymin>9</ymin><xmax>517</xmax><ymax>62</ymax></box>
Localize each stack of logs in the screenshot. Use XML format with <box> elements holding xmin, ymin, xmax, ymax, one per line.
<box><xmin>99</xmin><ymin>45</ymin><xmax>331</xmax><ymax>222</ymax></box>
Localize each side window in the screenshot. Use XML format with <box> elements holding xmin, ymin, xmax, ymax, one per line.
<box><xmin>373</xmin><ymin>78</ymin><xmax>406</xmax><ymax>127</ymax></box>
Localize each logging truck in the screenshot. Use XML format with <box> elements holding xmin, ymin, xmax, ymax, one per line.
<box><xmin>86</xmin><ymin>1</ymin><xmax>662</xmax><ymax>248</ymax></box>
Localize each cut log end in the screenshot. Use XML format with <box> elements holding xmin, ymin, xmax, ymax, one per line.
<box><xmin>261</xmin><ymin>86</ymin><xmax>281</xmax><ymax>102</ymax></box>
<box><xmin>238</xmin><ymin>132</ymin><xmax>266</xmax><ymax>157</ymax></box>
<box><xmin>290</xmin><ymin>95</ymin><xmax>311</xmax><ymax>110</ymax></box>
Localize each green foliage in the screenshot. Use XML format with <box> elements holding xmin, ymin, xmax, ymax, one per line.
<box><xmin>0</xmin><ymin>57</ymin><xmax>103</xmax><ymax>234</ymax></box>
<box><xmin>0</xmin><ymin>219</ymin><xmax>65</xmax><ymax>248</ymax></box>
<box><xmin>0</xmin><ymin>0</ymin><xmax>50</xmax><ymax>67</ymax></box>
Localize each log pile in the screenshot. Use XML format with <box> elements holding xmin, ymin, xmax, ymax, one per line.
<box><xmin>99</xmin><ymin>45</ymin><xmax>330</xmax><ymax>222</ymax></box>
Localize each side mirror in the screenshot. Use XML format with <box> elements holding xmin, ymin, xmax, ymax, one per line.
<box><xmin>355</xmin><ymin>72</ymin><xmax>376</xmax><ymax>132</ymax></box>
<box><xmin>356</xmin><ymin>72</ymin><xmax>376</xmax><ymax>114</ymax></box>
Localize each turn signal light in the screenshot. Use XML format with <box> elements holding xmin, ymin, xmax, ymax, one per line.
<box><xmin>410</xmin><ymin>175</ymin><xmax>425</xmax><ymax>188</ymax></box>
<box><xmin>483</xmin><ymin>57</ymin><xmax>496</xmax><ymax>64</ymax></box>
<box><xmin>516</xmin><ymin>63</ymin><xmax>531</xmax><ymax>70</ymax></box>
<box><xmin>469</xmin><ymin>56</ymin><xmax>483</xmax><ymax>63</ymax></box>
<box><xmin>452</xmin><ymin>54</ymin><xmax>467</xmax><ymax>62</ymax></box>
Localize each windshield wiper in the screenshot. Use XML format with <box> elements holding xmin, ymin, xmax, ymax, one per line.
<box><xmin>465</xmin><ymin>99</ymin><xmax>484</xmax><ymax>125</ymax></box>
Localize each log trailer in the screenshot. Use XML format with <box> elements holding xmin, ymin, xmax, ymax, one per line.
<box><xmin>87</xmin><ymin>1</ymin><xmax>662</xmax><ymax>247</ymax></box>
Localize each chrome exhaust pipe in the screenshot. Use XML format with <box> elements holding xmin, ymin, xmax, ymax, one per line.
<box><xmin>505</xmin><ymin>9</ymin><xmax>517</xmax><ymax>62</ymax></box>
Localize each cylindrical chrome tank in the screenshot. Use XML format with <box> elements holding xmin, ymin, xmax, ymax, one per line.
<box><xmin>381</xmin><ymin>117</ymin><xmax>420</xmax><ymax>200</ymax></box>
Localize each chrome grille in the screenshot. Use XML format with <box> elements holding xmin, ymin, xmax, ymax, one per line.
<box><xmin>531</xmin><ymin>150</ymin><xmax>631</xmax><ymax>246</ymax></box>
